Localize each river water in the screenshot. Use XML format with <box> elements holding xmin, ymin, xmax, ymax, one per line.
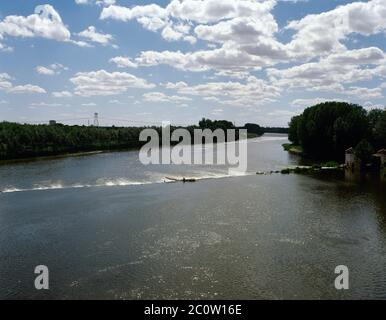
<box><xmin>0</xmin><ymin>134</ymin><xmax>385</xmax><ymax>299</ymax></box>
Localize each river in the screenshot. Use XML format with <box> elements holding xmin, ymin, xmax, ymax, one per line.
<box><xmin>0</xmin><ymin>134</ymin><xmax>385</xmax><ymax>299</ymax></box>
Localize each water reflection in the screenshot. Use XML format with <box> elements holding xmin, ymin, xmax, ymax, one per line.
<box><xmin>1</xmin><ymin>135</ymin><xmax>386</xmax><ymax>299</ymax></box>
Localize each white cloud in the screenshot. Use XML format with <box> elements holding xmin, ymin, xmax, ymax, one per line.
<box><xmin>75</xmin><ymin>0</ymin><xmax>115</xmax><ymax>6</ymax></box>
<box><xmin>279</xmin><ymin>0</ymin><xmax>308</xmax><ymax>2</ymax></box>
<box><xmin>285</xmin><ymin>0</ymin><xmax>386</xmax><ymax>58</ymax></box>
<box><xmin>109</xmin><ymin>56</ymin><xmax>138</xmax><ymax>68</ymax></box>
<box><xmin>109</xmin><ymin>99</ymin><xmax>124</xmax><ymax>104</ymax></box>
<box><xmin>211</xmin><ymin>108</ymin><xmax>224</xmax><ymax>115</ymax></box>
<box><xmin>291</xmin><ymin>98</ymin><xmax>347</xmax><ymax>108</ymax></box>
<box><xmin>267</xmin><ymin>110</ymin><xmax>297</xmax><ymax>117</ymax></box>
<box><xmin>194</xmin><ymin>15</ymin><xmax>278</xmax><ymax>44</ymax></box>
<box><xmin>1</xmin><ymin>72</ymin><xmax>46</xmax><ymax>94</ymax></box>
<box><xmin>166</xmin><ymin>0</ymin><xmax>276</xmax><ymax>24</ymax></box>
<box><xmin>100</xmin><ymin>4</ymin><xmax>168</xmax><ymax>30</ymax></box>
<box><xmin>70</xmin><ymin>70</ymin><xmax>155</xmax><ymax>96</ymax></box>
<box><xmin>36</xmin><ymin>63</ymin><xmax>68</xmax><ymax>76</ymax></box>
<box><xmin>135</xmin><ymin>45</ymin><xmax>272</xmax><ymax>73</ymax></box>
<box><xmin>77</xmin><ymin>26</ymin><xmax>115</xmax><ymax>47</ymax></box>
<box><xmin>100</xmin><ymin>0</ymin><xmax>386</xmax><ymax>82</ymax></box>
<box><xmin>346</xmin><ymin>86</ymin><xmax>383</xmax><ymax>100</ymax></box>
<box><xmin>0</xmin><ymin>5</ymin><xmax>70</xmax><ymax>40</ymax></box>
<box><xmin>2</xmin><ymin>0</ymin><xmax>386</xmax><ymax>123</ymax></box>
<box><xmin>100</xmin><ymin>3</ymin><xmax>198</xmax><ymax>44</ymax></box>
<box><xmin>52</xmin><ymin>91</ymin><xmax>73</xmax><ymax>98</ymax></box>
<box><xmin>36</xmin><ymin>66</ymin><xmax>55</xmax><ymax>76</ymax></box>
<box><xmin>30</xmin><ymin>102</ymin><xmax>62</xmax><ymax>107</ymax></box>
<box><xmin>0</xmin><ymin>40</ymin><xmax>13</xmax><ymax>52</ymax></box>
<box><xmin>142</xmin><ymin>91</ymin><xmax>192</xmax><ymax>103</ymax></box>
<box><xmin>267</xmin><ymin>47</ymin><xmax>386</xmax><ymax>91</ymax></box>
<box><xmin>167</xmin><ymin>76</ymin><xmax>280</xmax><ymax>108</ymax></box>
<box><xmin>8</xmin><ymin>84</ymin><xmax>46</xmax><ymax>94</ymax></box>
<box><xmin>0</xmin><ymin>5</ymin><xmax>88</xmax><ymax>48</ymax></box>
<box><xmin>0</xmin><ymin>73</ymin><xmax>12</xmax><ymax>90</ymax></box>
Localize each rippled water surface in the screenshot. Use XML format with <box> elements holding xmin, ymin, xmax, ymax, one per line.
<box><xmin>0</xmin><ymin>134</ymin><xmax>385</xmax><ymax>299</ymax></box>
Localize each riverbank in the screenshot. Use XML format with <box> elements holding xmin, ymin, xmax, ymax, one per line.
<box><xmin>0</xmin><ymin>150</ymin><xmax>108</xmax><ymax>165</ymax></box>
<box><xmin>0</xmin><ymin>132</ymin><xmax>265</xmax><ymax>165</ymax></box>
<box><xmin>0</xmin><ymin>120</ymin><xmax>274</xmax><ymax>162</ymax></box>
<box><xmin>282</xmin><ymin>143</ymin><xmax>303</xmax><ymax>155</ymax></box>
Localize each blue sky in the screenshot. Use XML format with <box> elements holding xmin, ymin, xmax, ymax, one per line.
<box><xmin>0</xmin><ymin>0</ymin><xmax>385</xmax><ymax>126</ymax></box>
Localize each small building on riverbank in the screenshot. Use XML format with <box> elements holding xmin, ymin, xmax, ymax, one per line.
<box><xmin>345</xmin><ymin>147</ymin><xmax>360</xmax><ymax>171</ymax></box>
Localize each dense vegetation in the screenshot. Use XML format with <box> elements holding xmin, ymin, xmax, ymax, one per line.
<box><xmin>198</xmin><ymin>118</ymin><xmax>288</xmax><ymax>135</ymax></box>
<box><xmin>288</xmin><ymin>102</ymin><xmax>386</xmax><ymax>161</ymax></box>
<box><xmin>0</xmin><ymin>122</ymin><xmax>148</xmax><ymax>160</ymax></box>
<box><xmin>243</xmin><ymin>123</ymin><xmax>264</xmax><ymax>136</ymax></box>
<box><xmin>198</xmin><ymin>118</ymin><xmax>235</xmax><ymax>131</ymax></box>
<box><xmin>263</xmin><ymin>127</ymin><xmax>289</xmax><ymax>134</ymax></box>
<box><xmin>0</xmin><ymin>118</ymin><xmax>287</xmax><ymax>160</ymax></box>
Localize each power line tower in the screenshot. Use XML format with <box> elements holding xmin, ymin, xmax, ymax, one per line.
<box><xmin>93</xmin><ymin>113</ymin><xmax>99</xmax><ymax>127</ymax></box>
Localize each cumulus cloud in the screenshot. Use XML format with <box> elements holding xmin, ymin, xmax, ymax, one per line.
<box><xmin>109</xmin><ymin>56</ymin><xmax>138</xmax><ymax>68</ymax></box>
<box><xmin>36</xmin><ymin>66</ymin><xmax>55</xmax><ymax>76</ymax></box>
<box><xmin>2</xmin><ymin>0</ymin><xmax>386</xmax><ymax>117</ymax></box>
<box><xmin>267</xmin><ymin>48</ymin><xmax>386</xmax><ymax>91</ymax></box>
<box><xmin>70</xmin><ymin>70</ymin><xmax>155</xmax><ymax>96</ymax></box>
<box><xmin>75</xmin><ymin>0</ymin><xmax>116</xmax><ymax>6</ymax></box>
<box><xmin>0</xmin><ymin>72</ymin><xmax>46</xmax><ymax>94</ymax></box>
<box><xmin>165</xmin><ymin>76</ymin><xmax>280</xmax><ymax>108</ymax></box>
<box><xmin>77</xmin><ymin>26</ymin><xmax>116</xmax><ymax>47</ymax></box>
<box><xmin>166</xmin><ymin>0</ymin><xmax>276</xmax><ymax>24</ymax></box>
<box><xmin>8</xmin><ymin>84</ymin><xmax>46</xmax><ymax>94</ymax></box>
<box><xmin>346</xmin><ymin>86</ymin><xmax>383</xmax><ymax>100</ymax></box>
<box><xmin>0</xmin><ymin>73</ymin><xmax>12</xmax><ymax>90</ymax></box>
<box><xmin>52</xmin><ymin>91</ymin><xmax>73</xmax><ymax>98</ymax></box>
<box><xmin>30</xmin><ymin>102</ymin><xmax>62</xmax><ymax>107</ymax></box>
<box><xmin>99</xmin><ymin>0</ymin><xmax>286</xmax><ymax>71</ymax></box>
<box><xmin>36</xmin><ymin>63</ymin><xmax>68</xmax><ymax>76</ymax></box>
<box><xmin>211</xmin><ymin>108</ymin><xmax>224</xmax><ymax>115</ymax></box>
<box><xmin>100</xmin><ymin>4</ymin><xmax>168</xmax><ymax>30</ymax></box>
<box><xmin>0</xmin><ymin>5</ymin><xmax>88</xmax><ymax>48</ymax></box>
<box><xmin>291</xmin><ymin>98</ymin><xmax>347</xmax><ymax>108</ymax></box>
<box><xmin>100</xmin><ymin>2</ymin><xmax>198</xmax><ymax>44</ymax></box>
<box><xmin>142</xmin><ymin>91</ymin><xmax>192</xmax><ymax>103</ymax></box>
<box><xmin>101</xmin><ymin>0</ymin><xmax>386</xmax><ymax>82</ymax></box>
<box><xmin>135</xmin><ymin>45</ymin><xmax>273</xmax><ymax>73</ymax></box>
<box><xmin>285</xmin><ymin>0</ymin><xmax>386</xmax><ymax>58</ymax></box>
<box><xmin>0</xmin><ymin>38</ymin><xmax>13</xmax><ymax>52</ymax></box>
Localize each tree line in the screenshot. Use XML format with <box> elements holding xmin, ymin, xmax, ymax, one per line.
<box><xmin>0</xmin><ymin>122</ymin><xmax>149</xmax><ymax>160</ymax></box>
<box><xmin>0</xmin><ymin>119</ymin><xmax>287</xmax><ymax>160</ymax></box>
<box><xmin>288</xmin><ymin>102</ymin><xmax>386</xmax><ymax>161</ymax></box>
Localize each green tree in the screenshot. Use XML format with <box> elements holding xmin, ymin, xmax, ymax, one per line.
<box><xmin>354</xmin><ymin>139</ymin><xmax>374</xmax><ymax>167</ymax></box>
<box><xmin>372</xmin><ymin>109</ymin><xmax>386</xmax><ymax>150</ymax></box>
<box><xmin>288</xmin><ymin>115</ymin><xmax>302</xmax><ymax>145</ymax></box>
<box><xmin>243</xmin><ymin>123</ymin><xmax>263</xmax><ymax>136</ymax></box>
<box><xmin>288</xmin><ymin>102</ymin><xmax>369</xmax><ymax>161</ymax></box>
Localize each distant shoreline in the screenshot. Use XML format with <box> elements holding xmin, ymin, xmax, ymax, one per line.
<box><xmin>0</xmin><ymin>120</ymin><xmax>288</xmax><ymax>164</ymax></box>
<box><xmin>0</xmin><ymin>150</ymin><xmax>107</xmax><ymax>165</ymax></box>
<box><xmin>0</xmin><ymin>133</ymin><xmax>280</xmax><ymax>165</ymax></box>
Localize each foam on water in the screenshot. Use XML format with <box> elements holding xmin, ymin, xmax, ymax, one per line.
<box><xmin>1</xmin><ymin>170</ymin><xmax>253</xmax><ymax>193</ymax></box>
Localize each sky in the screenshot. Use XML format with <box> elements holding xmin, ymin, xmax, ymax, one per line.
<box><xmin>0</xmin><ymin>0</ymin><xmax>386</xmax><ymax>127</ymax></box>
